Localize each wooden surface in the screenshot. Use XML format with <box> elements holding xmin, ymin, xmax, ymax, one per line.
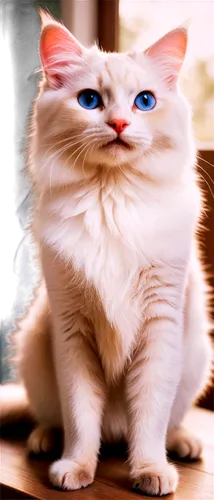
<box><xmin>0</xmin><ymin>408</ymin><xmax>213</xmax><ymax>499</ymax></box>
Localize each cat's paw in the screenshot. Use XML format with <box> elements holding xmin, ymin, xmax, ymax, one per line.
<box><xmin>49</xmin><ymin>458</ymin><xmax>95</xmax><ymax>490</ymax></box>
<box><xmin>28</xmin><ymin>425</ymin><xmax>57</xmax><ymax>455</ymax></box>
<box><xmin>167</xmin><ymin>427</ymin><xmax>203</xmax><ymax>460</ymax></box>
<box><xmin>132</xmin><ymin>462</ymin><xmax>178</xmax><ymax>496</ymax></box>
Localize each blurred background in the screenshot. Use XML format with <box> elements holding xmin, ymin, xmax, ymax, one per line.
<box><xmin>120</xmin><ymin>0</ymin><xmax>214</xmax><ymax>144</ymax></box>
<box><xmin>0</xmin><ymin>0</ymin><xmax>213</xmax><ymax>408</ymax></box>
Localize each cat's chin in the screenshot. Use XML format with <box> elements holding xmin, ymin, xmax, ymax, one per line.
<box><xmin>89</xmin><ymin>140</ymin><xmax>139</xmax><ymax>168</ymax></box>
<box><xmin>102</xmin><ymin>137</ymin><xmax>133</xmax><ymax>151</ymax></box>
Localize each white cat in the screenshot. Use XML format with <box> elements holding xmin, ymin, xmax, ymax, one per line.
<box><xmin>1</xmin><ymin>13</ymin><xmax>212</xmax><ymax>496</ymax></box>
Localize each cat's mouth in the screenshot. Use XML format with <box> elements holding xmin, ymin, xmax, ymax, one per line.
<box><xmin>101</xmin><ymin>137</ymin><xmax>133</xmax><ymax>150</ymax></box>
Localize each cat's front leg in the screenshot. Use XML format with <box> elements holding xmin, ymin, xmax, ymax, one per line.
<box><xmin>126</xmin><ymin>279</ymin><xmax>184</xmax><ymax>496</ymax></box>
<box><xmin>42</xmin><ymin>248</ymin><xmax>106</xmax><ymax>491</ymax></box>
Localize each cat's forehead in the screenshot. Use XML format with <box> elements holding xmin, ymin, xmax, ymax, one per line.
<box><xmin>87</xmin><ymin>51</ymin><xmax>155</xmax><ymax>92</ymax></box>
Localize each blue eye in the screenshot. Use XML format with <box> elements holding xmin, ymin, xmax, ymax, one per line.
<box><xmin>78</xmin><ymin>89</ymin><xmax>102</xmax><ymax>110</ymax></box>
<box><xmin>134</xmin><ymin>91</ymin><xmax>156</xmax><ymax>111</ymax></box>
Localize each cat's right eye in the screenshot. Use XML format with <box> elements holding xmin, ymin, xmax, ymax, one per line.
<box><xmin>78</xmin><ymin>89</ymin><xmax>102</xmax><ymax>110</ymax></box>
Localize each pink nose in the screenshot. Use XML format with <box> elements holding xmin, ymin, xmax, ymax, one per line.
<box><xmin>107</xmin><ymin>118</ymin><xmax>130</xmax><ymax>135</ymax></box>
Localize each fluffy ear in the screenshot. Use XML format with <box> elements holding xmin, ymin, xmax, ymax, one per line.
<box><xmin>39</xmin><ymin>11</ymin><xmax>84</xmax><ymax>89</ymax></box>
<box><xmin>145</xmin><ymin>28</ymin><xmax>188</xmax><ymax>88</ymax></box>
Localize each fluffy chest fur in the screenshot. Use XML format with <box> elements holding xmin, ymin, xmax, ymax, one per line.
<box><xmin>36</xmin><ymin>167</ymin><xmax>199</xmax><ymax>379</ymax></box>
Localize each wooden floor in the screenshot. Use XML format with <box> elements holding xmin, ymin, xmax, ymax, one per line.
<box><xmin>1</xmin><ymin>408</ymin><xmax>213</xmax><ymax>500</ymax></box>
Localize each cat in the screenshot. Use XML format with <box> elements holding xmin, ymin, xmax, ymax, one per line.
<box><xmin>1</xmin><ymin>12</ymin><xmax>212</xmax><ymax>496</ymax></box>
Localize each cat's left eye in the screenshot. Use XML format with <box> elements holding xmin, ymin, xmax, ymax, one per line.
<box><xmin>134</xmin><ymin>91</ymin><xmax>156</xmax><ymax>111</ymax></box>
<box><xmin>78</xmin><ymin>89</ymin><xmax>102</xmax><ymax>110</ymax></box>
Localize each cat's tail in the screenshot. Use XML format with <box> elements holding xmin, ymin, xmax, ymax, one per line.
<box><xmin>0</xmin><ymin>383</ymin><xmax>34</xmax><ymax>428</ymax></box>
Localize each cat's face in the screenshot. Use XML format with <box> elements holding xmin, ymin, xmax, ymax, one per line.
<box><xmin>36</xmin><ymin>16</ymin><xmax>192</xmax><ymax>179</ymax></box>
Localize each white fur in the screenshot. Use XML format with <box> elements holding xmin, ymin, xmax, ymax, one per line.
<box><xmin>14</xmin><ymin>22</ymin><xmax>212</xmax><ymax>496</ymax></box>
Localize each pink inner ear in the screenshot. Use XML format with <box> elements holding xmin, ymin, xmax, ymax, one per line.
<box><xmin>146</xmin><ymin>29</ymin><xmax>187</xmax><ymax>59</ymax></box>
<box><xmin>145</xmin><ymin>28</ymin><xmax>187</xmax><ymax>86</ymax></box>
<box><xmin>40</xmin><ymin>24</ymin><xmax>82</xmax><ymax>81</ymax></box>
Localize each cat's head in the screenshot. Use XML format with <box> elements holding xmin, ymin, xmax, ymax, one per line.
<box><xmin>35</xmin><ymin>13</ymin><xmax>193</xmax><ymax>183</ymax></box>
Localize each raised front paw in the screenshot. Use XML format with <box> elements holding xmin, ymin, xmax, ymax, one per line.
<box><xmin>167</xmin><ymin>427</ymin><xmax>203</xmax><ymax>460</ymax></box>
<box><xmin>132</xmin><ymin>462</ymin><xmax>178</xmax><ymax>496</ymax></box>
<box><xmin>49</xmin><ymin>458</ymin><xmax>95</xmax><ymax>490</ymax></box>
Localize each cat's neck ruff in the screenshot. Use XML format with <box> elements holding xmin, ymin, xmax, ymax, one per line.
<box><xmin>36</xmin><ymin>151</ymin><xmax>199</xmax><ymax>272</ymax></box>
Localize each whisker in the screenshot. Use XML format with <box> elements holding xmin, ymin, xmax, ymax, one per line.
<box><xmin>44</xmin><ymin>136</ymin><xmax>81</xmax><ymax>148</ymax></box>
<box><xmin>48</xmin><ymin>145</ymin><xmax>74</xmax><ymax>193</ymax></box>
<box><xmin>41</xmin><ymin>142</ymin><xmax>72</xmax><ymax>166</ymax></box>
<box><xmin>49</xmin><ymin>161</ymin><xmax>54</xmax><ymax>195</ymax></box>
<box><xmin>43</xmin><ymin>135</ymin><xmax>93</xmax><ymax>156</ymax></box>
<box><xmin>42</xmin><ymin>135</ymin><xmax>100</xmax><ymax>164</ymax></box>
<box><xmin>64</xmin><ymin>139</ymin><xmax>91</xmax><ymax>167</ymax></box>
<box><xmin>72</xmin><ymin>144</ymin><xmax>89</xmax><ymax>172</ymax></box>
<box><xmin>84</xmin><ymin>141</ymin><xmax>98</xmax><ymax>175</ymax></box>
<box><xmin>197</xmin><ymin>165</ymin><xmax>214</xmax><ymax>186</ymax></box>
<box><xmin>44</xmin><ymin>140</ymin><xmax>79</xmax><ymax>189</ymax></box>
<box><xmin>43</xmin><ymin>132</ymin><xmax>106</xmax><ymax>158</ymax></box>
<box><xmin>44</xmin><ymin>138</ymin><xmax>85</xmax><ymax>159</ymax></box>
<box><xmin>81</xmin><ymin>142</ymin><xmax>94</xmax><ymax>178</ymax></box>
<box><xmin>31</xmin><ymin>66</ymin><xmax>42</xmax><ymax>76</ymax></box>
<box><xmin>72</xmin><ymin>139</ymin><xmax>97</xmax><ymax>170</ymax></box>
<box><xmin>42</xmin><ymin>143</ymin><xmax>73</xmax><ymax>170</ymax></box>
<box><xmin>197</xmin><ymin>172</ymin><xmax>214</xmax><ymax>199</ymax></box>
<box><xmin>196</xmin><ymin>154</ymin><xmax>214</xmax><ymax>169</ymax></box>
<box><xmin>42</xmin><ymin>130</ymin><xmax>86</xmax><ymax>144</ymax></box>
